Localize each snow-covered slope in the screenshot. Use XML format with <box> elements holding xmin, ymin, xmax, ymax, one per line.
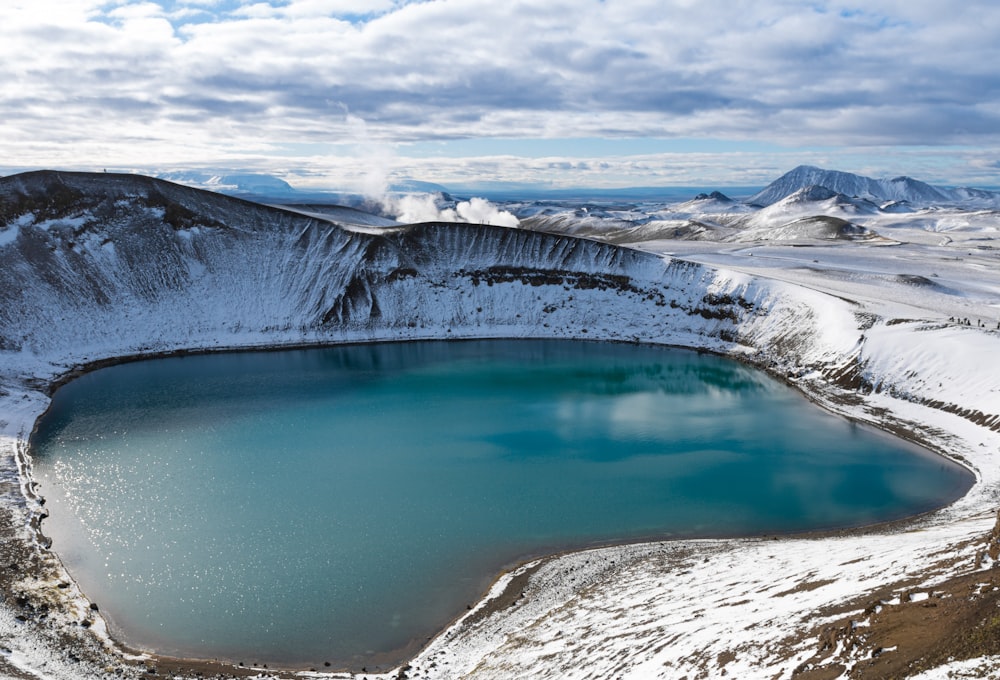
<box><xmin>670</xmin><ymin>190</ymin><xmax>743</xmax><ymax>212</ymax></box>
<box><xmin>514</xmin><ymin>194</ymin><xmax>753</xmax><ymax>244</ymax></box>
<box><xmin>514</xmin><ymin>204</ymin><xmax>647</xmax><ymax>238</ymax></box>
<box><xmin>271</xmin><ymin>202</ymin><xmax>403</xmax><ymax>230</ymax></box>
<box><xmin>726</xmin><ymin>186</ymin><xmax>881</xmax><ymax>242</ymax></box>
<box><xmin>0</xmin><ymin>171</ymin><xmax>732</xmax><ymax>365</ymax></box>
<box><xmin>0</xmin><ymin>170</ymin><xmax>998</xmax><ymax>680</ymax></box>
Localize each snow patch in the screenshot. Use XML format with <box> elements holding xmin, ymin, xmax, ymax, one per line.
<box><xmin>0</xmin><ymin>226</ymin><xmax>17</xmax><ymax>247</ymax></box>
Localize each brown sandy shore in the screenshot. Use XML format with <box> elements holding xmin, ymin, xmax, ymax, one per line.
<box><xmin>2</xmin><ymin>342</ymin><xmax>999</xmax><ymax>680</ymax></box>
<box><xmin>5</xmin><ymin>502</ymin><xmax>1000</xmax><ymax>680</ymax></box>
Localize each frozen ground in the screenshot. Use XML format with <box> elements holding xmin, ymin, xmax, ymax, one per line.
<box><xmin>380</xmin><ymin>224</ymin><xmax>1000</xmax><ymax>680</ymax></box>
<box><xmin>371</xmin><ymin>206</ymin><xmax>1000</xmax><ymax>680</ymax></box>
<box><xmin>0</xmin><ymin>170</ymin><xmax>998</xmax><ymax>679</ymax></box>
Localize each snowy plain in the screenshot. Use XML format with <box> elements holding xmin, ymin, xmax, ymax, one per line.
<box><xmin>0</xmin><ymin>169</ymin><xmax>998</xmax><ymax>679</ymax></box>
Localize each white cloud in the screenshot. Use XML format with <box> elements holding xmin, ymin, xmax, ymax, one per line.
<box><xmin>273</xmin><ymin>0</ymin><xmax>399</xmax><ymax>18</ymax></box>
<box><xmin>2</xmin><ymin>0</ymin><xmax>1000</xmax><ymax>186</ymax></box>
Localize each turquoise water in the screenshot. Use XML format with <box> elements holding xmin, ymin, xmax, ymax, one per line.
<box><xmin>31</xmin><ymin>340</ymin><xmax>971</xmax><ymax>668</ymax></box>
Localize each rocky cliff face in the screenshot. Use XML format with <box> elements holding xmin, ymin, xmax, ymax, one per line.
<box><xmin>0</xmin><ymin>171</ymin><xmax>784</xmax><ymax>372</ymax></box>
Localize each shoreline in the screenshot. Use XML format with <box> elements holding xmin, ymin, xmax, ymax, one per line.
<box><xmin>0</xmin><ymin>183</ymin><xmax>997</xmax><ymax>678</ymax></box>
<box><xmin>19</xmin><ymin>335</ymin><xmax>985</xmax><ymax>677</ymax></box>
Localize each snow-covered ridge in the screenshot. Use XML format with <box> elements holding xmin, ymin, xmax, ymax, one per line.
<box><xmin>0</xmin><ymin>171</ymin><xmax>907</xmax><ymax>401</ymax></box>
<box><xmin>0</xmin><ymin>171</ymin><xmax>708</xmax><ymax>362</ymax></box>
<box><xmin>0</xmin><ymin>170</ymin><xmax>998</xmax><ymax>679</ymax></box>
<box><xmin>512</xmin><ymin>176</ymin><xmax>1000</xmax><ymax>246</ymax></box>
<box><xmin>749</xmin><ymin>164</ymin><xmax>1000</xmax><ymax>207</ymax></box>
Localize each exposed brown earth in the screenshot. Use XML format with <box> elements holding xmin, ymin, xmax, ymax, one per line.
<box><xmin>789</xmin><ymin>511</ymin><xmax>1000</xmax><ymax>679</ymax></box>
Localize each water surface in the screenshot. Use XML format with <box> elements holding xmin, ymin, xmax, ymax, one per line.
<box><xmin>31</xmin><ymin>340</ymin><xmax>971</xmax><ymax>668</ymax></box>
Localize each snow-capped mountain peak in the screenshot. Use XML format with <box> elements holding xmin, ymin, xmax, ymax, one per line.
<box><xmin>749</xmin><ymin>165</ymin><xmax>952</xmax><ymax>207</ymax></box>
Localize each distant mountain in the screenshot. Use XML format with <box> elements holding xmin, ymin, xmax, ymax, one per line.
<box><xmin>279</xmin><ymin>204</ymin><xmax>402</xmax><ymax>230</ymax></box>
<box><xmin>880</xmin><ymin>200</ymin><xmax>916</xmax><ymax>214</ymax></box>
<box><xmin>749</xmin><ymin>166</ymin><xmax>950</xmax><ymax>207</ymax></box>
<box><xmin>732</xmin><ymin>185</ymin><xmax>881</xmax><ymax>236</ymax></box>
<box><xmin>388</xmin><ymin>179</ymin><xmax>451</xmax><ymax>195</ymax></box>
<box><xmin>731</xmin><ymin>215</ymin><xmax>876</xmax><ymax>243</ymax></box>
<box><xmin>692</xmin><ymin>191</ymin><xmax>734</xmax><ymax>202</ymax></box>
<box><xmin>155</xmin><ymin>172</ymin><xmax>462</xmax><ymax>204</ymax></box>
<box><xmin>448</xmin><ymin>184</ymin><xmax>762</xmax><ymax>203</ymax></box>
<box><xmin>770</xmin><ymin>185</ymin><xmax>881</xmax><ymax>213</ymax></box>
<box><xmin>948</xmin><ymin>186</ymin><xmax>1000</xmax><ymax>203</ymax></box>
<box><xmin>668</xmin><ymin>190</ymin><xmax>753</xmax><ymax>216</ymax></box>
<box><xmin>156</xmin><ymin>171</ymin><xmax>299</xmax><ymax>197</ymax></box>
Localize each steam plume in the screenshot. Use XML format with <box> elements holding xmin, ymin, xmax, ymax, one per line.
<box><xmin>344</xmin><ymin>108</ymin><xmax>519</xmax><ymax>227</ymax></box>
<box><xmin>391</xmin><ymin>193</ymin><xmax>520</xmax><ymax>227</ymax></box>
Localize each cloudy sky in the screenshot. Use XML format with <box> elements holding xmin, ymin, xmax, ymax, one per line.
<box><xmin>3</xmin><ymin>0</ymin><xmax>1000</xmax><ymax>191</ymax></box>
